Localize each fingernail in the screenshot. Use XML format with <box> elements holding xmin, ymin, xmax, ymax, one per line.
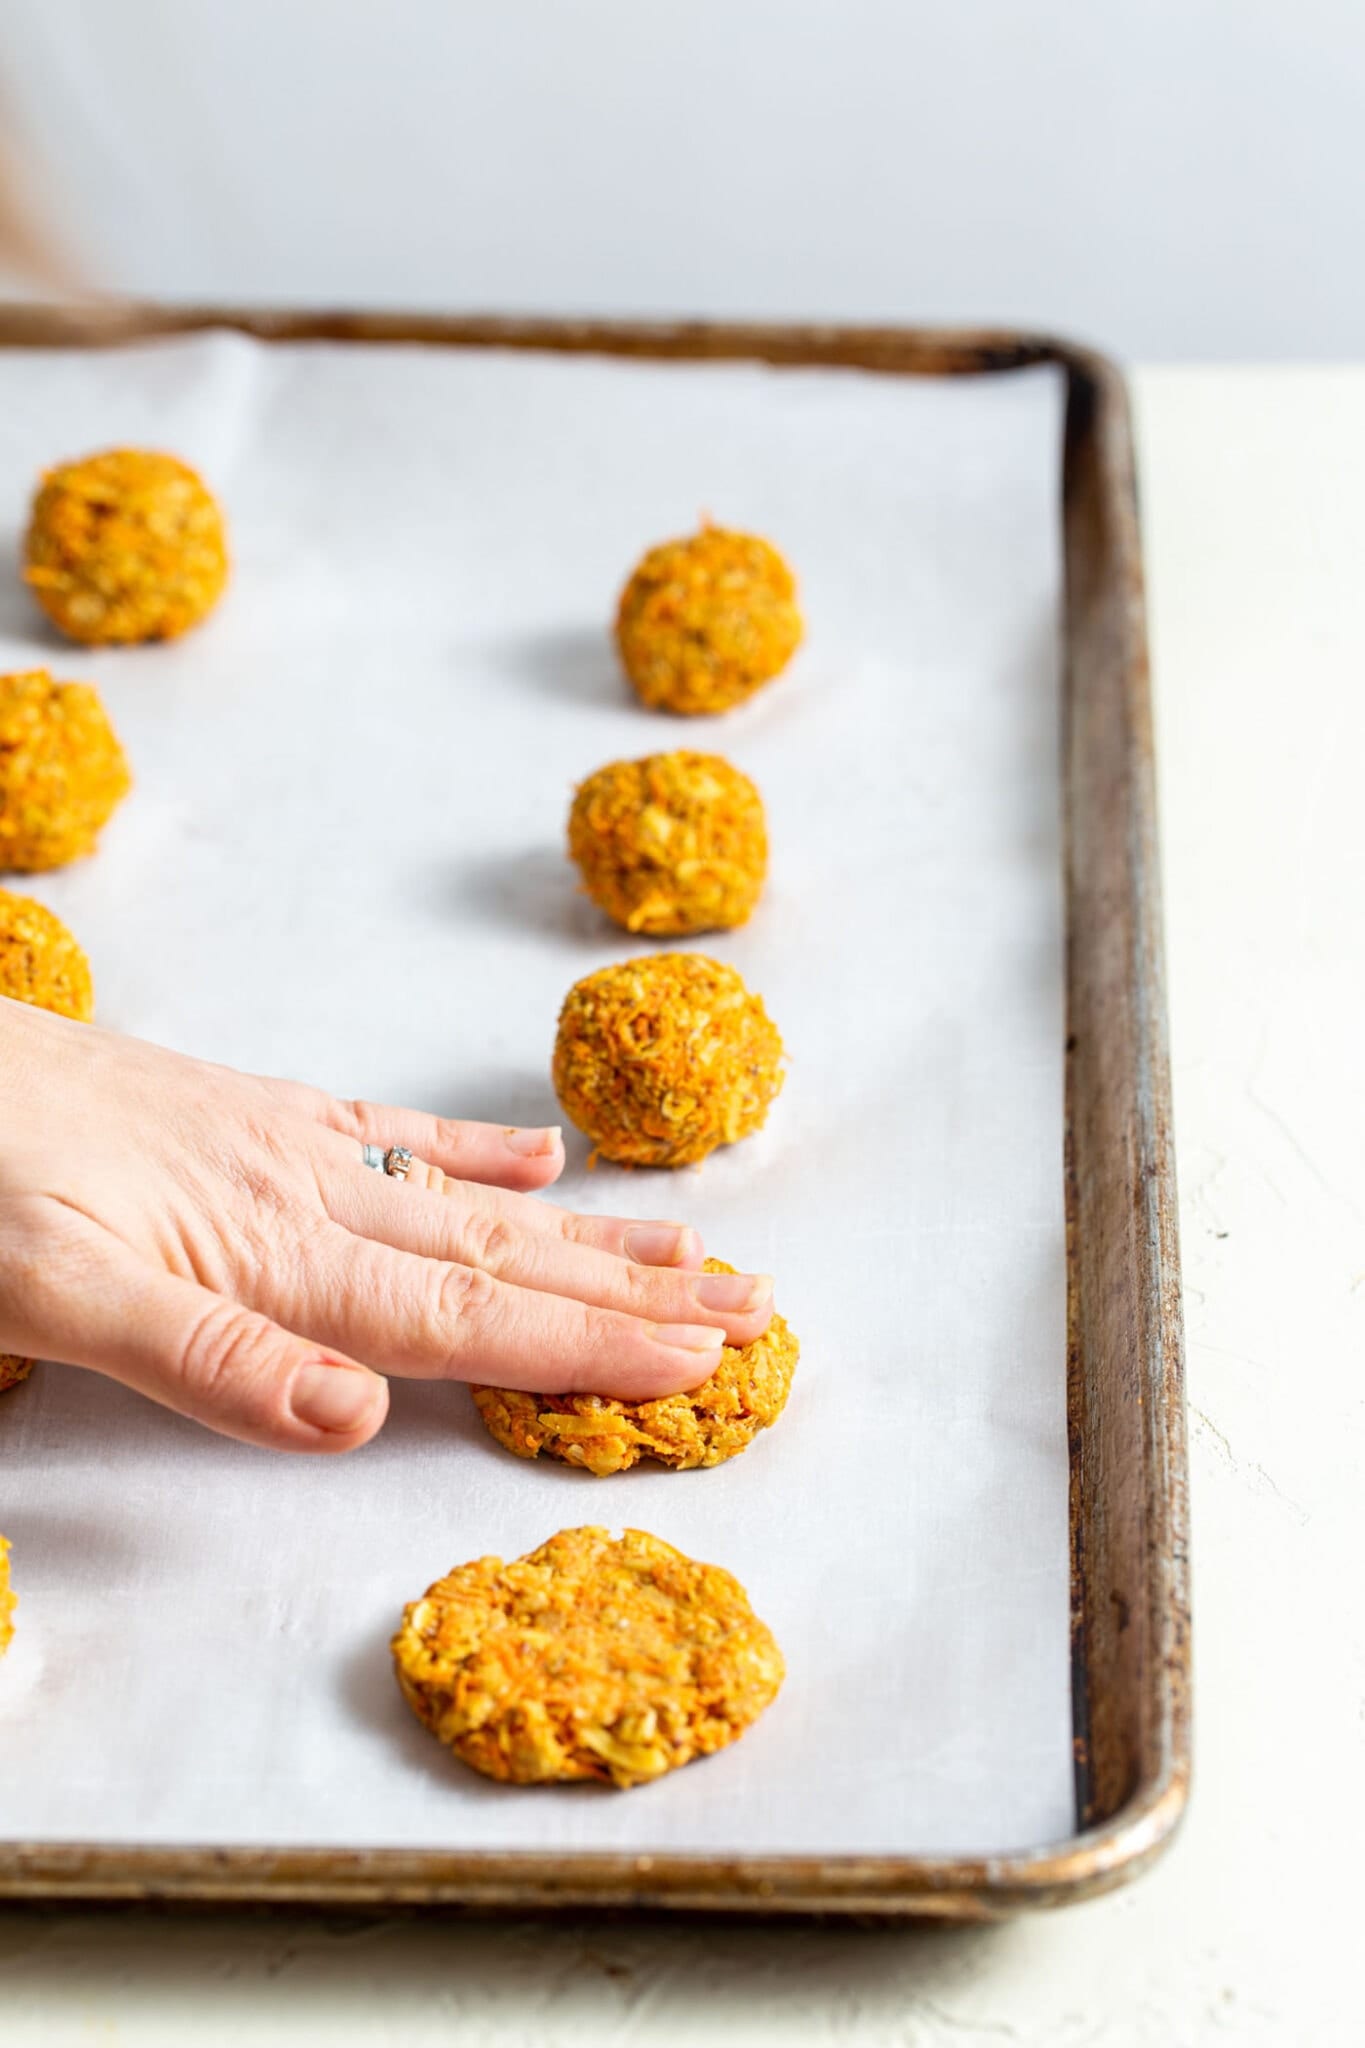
<box><xmin>291</xmin><ymin>1361</ymin><xmax>378</xmax><ymax>1434</ymax></box>
<box><xmin>624</xmin><ymin>1223</ymin><xmax>692</xmax><ymax>1266</ymax></box>
<box><xmin>505</xmin><ymin>1126</ymin><xmax>562</xmax><ymax>1158</ymax></box>
<box><xmin>691</xmin><ymin>1271</ymin><xmax>772</xmax><ymax>1314</ymax></box>
<box><xmin>646</xmin><ymin>1323</ymin><xmax>726</xmax><ymax>1352</ymax></box>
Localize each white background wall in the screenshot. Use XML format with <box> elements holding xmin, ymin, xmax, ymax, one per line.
<box><xmin>0</xmin><ymin>0</ymin><xmax>1362</xmax><ymax>361</ymax></box>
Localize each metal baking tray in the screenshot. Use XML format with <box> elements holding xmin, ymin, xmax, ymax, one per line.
<box><xmin>0</xmin><ymin>308</ymin><xmax>1188</xmax><ymax>1918</ymax></box>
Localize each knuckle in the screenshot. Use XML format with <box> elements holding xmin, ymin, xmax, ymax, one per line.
<box><xmin>181</xmin><ymin>1299</ymin><xmax>282</xmax><ymax>1412</ymax></box>
<box><xmin>336</xmin><ymin>1098</ymin><xmax>375</xmax><ymax>1139</ymax></box>
<box><xmin>238</xmin><ymin>1113</ymin><xmax>293</xmax><ymax>1170</ymax></box>
<box><xmin>622</xmin><ymin>1262</ymin><xmax>675</xmax><ymax>1315</ymax></box>
<box><xmin>469</xmin><ymin>1211</ymin><xmax>517</xmax><ymax>1272</ymax></box>
<box><xmin>432</xmin><ymin>1119</ymin><xmax>469</xmax><ymax>1160</ymax></box>
<box><xmin>214</xmin><ymin>1120</ymin><xmax>296</xmax><ymax>1213</ymax></box>
<box><xmin>228</xmin><ymin>1200</ymin><xmax>320</xmax><ymax>1295</ymax></box>
<box><xmin>563</xmin><ymin>1304</ymin><xmax>629</xmax><ymax>1394</ymax></box>
<box><xmin>434</xmin><ymin>1261</ymin><xmax>496</xmax><ymax>1330</ymax></box>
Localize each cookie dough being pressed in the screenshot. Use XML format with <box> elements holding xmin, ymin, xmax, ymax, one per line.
<box><xmin>0</xmin><ymin>1356</ymin><xmax>33</xmax><ymax>1396</ymax></box>
<box><xmin>391</xmin><ymin>1525</ymin><xmax>784</xmax><ymax>1787</ymax></box>
<box><xmin>568</xmin><ymin>750</ymin><xmax>768</xmax><ymax>936</ymax></box>
<box><xmin>0</xmin><ymin>889</ymin><xmax>93</xmax><ymax>1020</ymax></box>
<box><xmin>0</xmin><ymin>668</ymin><xmax>131</xmax><ymax>871</ymax></box>
<box><xmin>25</xmin><ymin>447</ymin><xmax>229</xmax><ymax>645</ymax></box>
<box><xmin>552</xmin><ymin>952</ymin><xmax>785</xmax><ymax>1167</ymax></box>
<box><xmin>473</xmin><ymin>1261</ymin><xmax>798</xmax><ymax>1476</ymax></box>
<box><xmin>615</xmin><ymin>524</ymin><xmax>803</xmax><ymax>716</ymax></box>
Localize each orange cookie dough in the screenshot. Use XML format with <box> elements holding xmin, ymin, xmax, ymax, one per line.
<box><xmin>25</xmin><ymin>447</ymin><xmax>229</xmax><ymax>645</ymax></box>
<box><xmin>0</xmin><ymin>669</ymin><xmax>131</xmax><ymax>871</ymax></box>
<box><xmin>0</xmin><ymin>1536</ymin><xmax>14</xmax><ymax>1656</ymax></box>
<box><xmin>0</xmin><ymin>1356</ymin><xmax>33</xmax><ymax>1396</ymax></box>
<box><xmin>473</xmin><ymin>1260</ymin><xmax>798</xmax><ymax>1476</ymax></box>
<box><xmin>568</xmin><ymin>751</ymin><xmax>768</xmax><ymax>936</ymax></box>
<box><xmin>391</xmin><ymin>1525</ymin><xmax>784</xmax><ymax>1787</ymax></box>
<box><xmin>0</xmin><ymin>890</ymin><xmax>93</xmax><ymax>1020</ymax></box>
<box><xmin>552</xmin><ymin>952</ymin><xmax>784</xmax><ymax>1167</ymax></box>
<box><xmin>615</xmin><ymin>524</ymin><xmax>802</xmax><ymax>715</ymax></box>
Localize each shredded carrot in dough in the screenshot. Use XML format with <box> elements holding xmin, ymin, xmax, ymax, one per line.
<box><xmin>568</xmin><ymin>750</ymin><xmax>768</xmax><ymax>936</ymax></box>
<box><xmin>0</xmin><ymin>669</ymin><xmax>131</xmax><ymax>872</ymax></box>
<box><xmin>615</xmin><ymin>524</ymin><xmax>802</xmax><ymax>715</ymax></box>
<box><xmin>25</xmin><ymin>447</ymin><xmax>228</xmax><ymax>645</ymax></box>
<box><xmin>552</xmin><ymin>952</ymin><xmax>785</xmax><ymax>1167</ymax></box>
<box><xmin>473</xmin><ymin>1260</ymin><xmax>798</xmax><ymax>1475</ymax></box>
<box><xmin>392</xmin><ymin>1526</ymin><xmax>785</xmax><ymax>1788</ymax></box>
<box><xmin>0</xmin><ymin>888</ymin><xmax>93</xmax><ymax>1019</ymax></box>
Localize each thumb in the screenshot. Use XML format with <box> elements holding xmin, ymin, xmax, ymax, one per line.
<box><xmin>51</xmin><ymin>1256</ymin><xmax>389</xmax><ymax>1454</ymax></box>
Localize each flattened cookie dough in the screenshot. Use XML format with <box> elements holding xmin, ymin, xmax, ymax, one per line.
<box><xmin>0</xmin><ymin>1355</ymin><xmax>34</xmax><ymax>1396</ymax></box>
<box><xmin>473</xmin><ymin>1261</ymin><xmax>798</xmax><ymax>1475</ymax></box>
<box><xmin>392</xmin><ymin>1525</ymin><xmax>784</xmax><ymax>1787</ymax></box>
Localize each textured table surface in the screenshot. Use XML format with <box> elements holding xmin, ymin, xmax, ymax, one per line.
<box><xmin>2</xmin><ymin>366</ymin><xmax>1360</xmax><ymax>2046</ymax></box>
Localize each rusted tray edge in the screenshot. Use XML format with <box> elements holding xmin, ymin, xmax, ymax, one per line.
<box><xmin>0</xmin><ymin>1769</ymin><xmax>1184</xmax><ymax>1918</ymax></box>
<box><xmin>0</xmin><ymin>308</ymin><xmax>1189</xmax><ymax>1917</ymax></box>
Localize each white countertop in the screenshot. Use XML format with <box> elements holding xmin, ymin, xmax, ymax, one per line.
<box><xmin>3</xmin><ymin>366</ymin><xmax>1360</xmax><ymax>2047</ymax></box>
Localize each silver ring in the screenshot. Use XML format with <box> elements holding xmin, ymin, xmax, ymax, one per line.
<box><xmin>361</xmin><ymin>1143</ymin><xmax>386</xmax><ymax>1171</ymax></box>
<box><xmin>384</xmin><ymin>1145</ymin><xmax>413</xmax><ymax>1181</ymax></box>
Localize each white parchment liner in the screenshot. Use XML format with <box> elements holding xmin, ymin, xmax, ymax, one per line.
<box><xmin>0</xmin><ymin>335</ymin><xmax>1069</xmax><ymax>1855</ymax></box>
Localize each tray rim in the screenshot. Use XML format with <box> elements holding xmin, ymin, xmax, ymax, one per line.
<box><xmin>0</xmin><ymin>306</ymin><xmax>1189</xmax><ymax>1919</ymax></box>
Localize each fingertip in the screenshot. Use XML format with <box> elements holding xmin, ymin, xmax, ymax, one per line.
<box><xmin>514</xmin><ymin>1154</ymin><xmax>566</xmax><ymax>1193</ymax></box>
<box><xmin>673</xmin><ymin>1224</ymin><xmax>705</xmax><ymax>1271</ymax></box>
<box><xmin>504</xmin><ymin>1124</ymin><xmax>563</xmax><ymax>1161</ymax></box>
<box><xmin>638</xmin><ymin>1323</ymin><xmax>726</xmax><ymax>1395</ymax></box>
<box><xmin>622</xmin><ymin>1222</ymin><xmax>705</xmax><ymax>1270</ymax></box>
<box><xmin>500</xmin><ymin>1127</ymin><xmax>566</xmax><ymax>1191</ymax></box>
<box><xmin>288</xmin><ymin>1357</ymin><xmax>389</xmax><ymax>1452</ymax></box>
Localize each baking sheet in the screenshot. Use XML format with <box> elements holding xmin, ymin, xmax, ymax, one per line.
<box><xmin>0</xmin><ymin>334</ymin><xmax>1068</xmax><ymax>1857</ymax></box>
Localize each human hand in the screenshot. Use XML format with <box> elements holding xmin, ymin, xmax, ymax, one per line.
<box><xmin>0</xmin><ymin>1000</ymin><xmax>774</xmax><ymax>1454</ymax></box>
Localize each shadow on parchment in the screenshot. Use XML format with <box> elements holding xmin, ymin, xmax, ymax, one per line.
<box><xmin>335</xmin><ymin>1612</ymin><xmax>606</xmax><ymax>1812</ymax></box>
<box><xmin>335</xmin><ymin>1613</ymin><xmax>470</xmax><ymax>1794</ymax></box>
<box><xmin>0</xmin><ymin>538</ymin><xmax>54</xmax><ymax>644</ymax></box>
<box><xmin>502</xmin><ymin>622</ymin><xmax>625</xmax><ymax>709</ymax></box>
<box><xmin>0</xmin><ymin>1503</ymin><xmax>147</xmax><ymax>1579</ymax></box>
<box><xmin>443</xmin><ymin>844</ymin><xmax>605</xmax><ymax>946</ymax></box>
<box><xmin>395</xmin><ymin>1061</ymin><xmax>562</xmax><ymax>1134</ymax></box>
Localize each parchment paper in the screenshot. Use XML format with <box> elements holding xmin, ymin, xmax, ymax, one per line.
<box><xmin>0</xmin><ymin>335</ymin><xmax>1069</xmax><ymax>1856</ymax></box>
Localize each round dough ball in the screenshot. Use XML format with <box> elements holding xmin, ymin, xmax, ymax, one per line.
<box><xmin>0</xmin><ymin>889</ymin><xmax>93</xmax><ymax>1019</ymax></box>
<box><xmin>568</xmin><ymin>750</ymin><xmax>768</xmax><ymax>936</ymax></box>
<box><xmin>25</xmin><ymin>447</ymin><xmax>229</xmax><ymax>645</ymax></box>
<box><xmin>615</xmin><ymin>524</ymin><xmax>802</xmax><ymax>715</ymax></box>
<box><xmin>473</xmin><ymin>1259</ymin><xmax>799</xmax><ymax>1476</ymax></box>
<box><xmin>0</xmin><ymin>668</ymin><xmax>132</xmax><ymax>871</ymax></box>
<box><xmin>391</xmin><ymin>1524</ymin><xmax>785</xmax><ymax>1787</ymax></box>
<box><xmin>0</xmin><ymin>1356</ymin><xmax>34</xmax><ymax>1396</ymax></box>
<box><xmin>552</xmin><ymin>952</ymin><xmax>784</xmax><ymax>1167</ymax></box>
